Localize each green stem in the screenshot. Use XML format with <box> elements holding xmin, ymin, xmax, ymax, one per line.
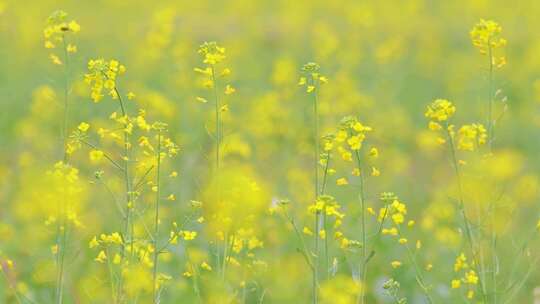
<box><xmin>222</xmin><ymin>232</ymin><xmax>235</xmax><ymax>280</ymax></box>
<box><xmin>353</xmin><ymin>150</ymin><xmax>367</xmax><ymax>304</ymax></box>
<box><xmin>445</xmin><ymin>124</ymin><xmax>488</xmax><ymax>302</ymax></box>
<box><xmin>321</xmin><ymin>155</ymin><xmax>331</xmax><ymax>280</ymax></box>
<box><xmin>1</xmin><ymin>266</ymin><xmax>24</xmax><ymax>304</ymax></box>
<box><xmin>56</xmin><ymin>218</ymin><xmax>68</xmax><ymax>304</ymax></box>
<box><xmin>487</xmin><ymin>42</ymin><xmax>495</xmax><ymax>151</ymax></box>
<box><xmin>503</xmin><ymin>256</ymin><xmax>539</xmax><ymax>303</ymax></box>
<box><xmin>211</xmin><ymin>66</ymin><xmax>227</xmax><ymax>280</ymax></box>
<box><xmin>397</xmin><ymin>228</ymin><xmax>434</xmax><ymax>303</ymax></box>
<box><xmin>61</xmin><ymin>34</ymin><xmax>70</xmax><ymax>163</ymax></box>
<box><xmin>106</xmin><ymin>247</ymin><xmax>117</xmax><ymax>304</ymax></box>
<box><xmin>185</xmin><ymin>248</ymin><xmax>203</xmax><ymax>303</ymax></box>
<box><xmin>80</xmin><ymin>140</ymin><xmax>124</xmax><ymax>171</ymax></box>
<box><xmin>56</xmin><ymin>34</ymin><xmax>70</xmax><ymax>304</ymax></box>
<box><xmin>152</xmin><ymin>131</ymin><xmax>162</xmax><ymax>303</ymax></box>
<box><xmin>313</xmin><ymin>81</ymin><xmax>320</xmax><ymax>198</ymax></box>
<box><xmin>283</xmin><ymin>209</ymin><xmax>315</xmax><ymax>302</ymax></box>
<box><xmin>313</xmin><ymin>211</ymin><xmax>319</xmax><ymax>304</ymax></box>
<box><xmin>312</xmin><ymin>79</ymin><xmax>320</xmax><ymax>304</ymax></box>
<box><xmin>487</xmin><ymin>42</ymin><xmax>498</xmax><ymax>304</ymax></box>
<box><xmin>114</xmin><ymin>87</ymin><xmax>131</xmax><ymax>303</ymax></box>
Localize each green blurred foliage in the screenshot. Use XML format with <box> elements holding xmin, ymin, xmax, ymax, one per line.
<box><xmin>1</xmin><ymin>0</ymin><xmax>540</xmax><ymax>303</ymax></box>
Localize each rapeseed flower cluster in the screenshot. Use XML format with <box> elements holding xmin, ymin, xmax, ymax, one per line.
<box><xmin>470</xmin><ymin>19</ymin><xmax>507</xmax><ymax>68</ymax></box>
<box><xmin>43</xmin><ymin>10</ymin><xmax>80</xmax><ymax>64</ymax></box>
<box><xmin>4</xmin><ymin>5</ymin><xmax>540</xmax><ymax>304</ymax></box>
<box><xmin>84</xmin><ymin>59</ymin><xmax>127</xmax><ymax>102</ymax></box>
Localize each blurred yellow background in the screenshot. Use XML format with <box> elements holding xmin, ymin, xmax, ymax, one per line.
<box><xmin>1</xmin><ymin>0</ymin><xmax>540</xmax><ymax>303</ymax></box>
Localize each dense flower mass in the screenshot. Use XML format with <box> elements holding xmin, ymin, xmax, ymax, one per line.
<box><xmin>457</xmin><ymin>123</ymin><xmax>487</xmax><ymax>151</ymax></box>
<box><xmin>43</xmin><ymin>10</ymin><xmax>80</xmax><ymax>65</ymax></box>
<box><xmin>299</xmin><ymin>62</ymin><xmax>328</xmax><ymax>93</ymax></box>
<box><xmin>470</xmin><ymin>19</ymin><xmax>507</xmax><ymax>68</ymax></box>
<box><xmin>3</xmin><ymin>4</ymin><xmax>540</xmax><ymax>304</ymax></box>
<box><xmin>470</xmin><ymin>19</ymin><xmax>506</xmax><ymax>53</ymax></box>
<box><xmin>84</xmin><ymin>59</ymin><xmax>127</xmax><ymax>102</ymax></box>
<box><xmin>425</xmin><ymin>99</ymin><xmax>456</xmax><ymax>122</ymax></box>
<box><xmin>197</xmin><ymin>41</ymin><xmax>226</xmax><ymax>65</ymax></box>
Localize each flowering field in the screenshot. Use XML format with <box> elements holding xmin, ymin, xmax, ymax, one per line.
<box><xmin>1</xmin><ymin>1</ymin><xmax>540</xmax><ymax>303</ymax></box>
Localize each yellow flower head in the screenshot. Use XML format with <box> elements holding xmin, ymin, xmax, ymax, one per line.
<box><xmin>464</xmin><ymin>270</ymin><xmax>479</xmax><ymax>285</ymax></box>
<box><xmin>200</xmin><ymin>261</ymin><xmax>212</xmax><ymax>271</ymax></box>
<box><xmin>84</xmin><ymin>59</ymin><xmax>127</xmax><ymax>102</ymax></box>
<box><xmin>43</xmin><ymin>10</ymin><xmax>80</xmax><ymax>50</ymax></box>
<box><xmin>457</xmin><ymin>123</ymin><xmax>487</xmax><ymax>151</ymax></box>
<box><xmin>336</xmin><ymin>177</ymin><xmax>348</xmax><ymax>186</ymax></box>
<box><xmin>299</xmin><ymin>62</ymin><xmax>327</xmax><ymax>93</ymax></box>
<box><xmin>454</xmin><ymin>253</ymin><xmax>468</xmax><ymax>272</ymax></box>
<box><xmin>94</xmin><ymin>250</ymin><xmax>107</xmax><ymax>263</ymax></box>
<box><xmin>78</xmin><ymin>122</ymin><xmax>90</xmax><ymax>132</ymax></box>
<box><xmin>198</xmin><ymin>41</ymin><xmax>226</xmax><ymax>65</ymax></box>
<box><xmin>425</xmin><ymin>99</ymin><xmax>456</xmax><ymax>122</ymax></box>
<box><xmin>89</xmin><ymin>150</ymin><xmax>104</xmax><ymax>163</ymax></box>
<box><xmin>470</xmin><ymin>19</ymin><xmax>506</xmax><ymax>55</ymax></box>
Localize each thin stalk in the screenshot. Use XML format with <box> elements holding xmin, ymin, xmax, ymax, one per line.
<box><xmin>96</xmin><ymin>179</ymin><xmax>125</xmax><ymax>220</ymax></box>
<box><xmin>284</xmin><ymin>210</ymin><xmax>314</xmax><ymax>269</ymax></box>
<box><xmin>320</xmin><ymin>155</ymin><xmax>331</xmax><ymax>280</ymax></box>
<box><xmin>320</xmin><ymin>155</ymin><xmax>331</xmax><ymax>195</ymax></box>
<box><xmin>114</xmin><ymin>87</ymin><xmax>132</xmax><ymax>303</ymax></box>
<box><xmin>397</xmin><ymin>228</ymin><xmax>434</xmax><ymax>303</ymax></box>
<box><xmin>61</xmin><ymin>34</ymin><xmax>70</xmax><ymax>163</ymax></box>
<box><xmin>152</xmin><ymin>131</ymin><xmax>162</xmax><ymax>303</ymax></box>
<box><xmin>487</xmin><ymin>42</ymin><xmax>495</xmax><ymax>150</ymax></box>
<box><xmin>211</xmin><ymin>65</ymin><xmax>221</xmax><ymax>186</ymax></box>
<box><xmin>487</xmin><ymin>41</ymin><xmax>498</xmax><ymax>304</ymax></box>
<box><xmin>353</xmin><ymin>150</ymin><xmax>368</xmax><ymax>304</ymax></box>
<box><xmin>55</xmin><ymin>33</ymin><xmax>71</xmax><ymax>304</ymax></box>
<box><xmin>222</xmin><ymin>232</ymin><xmax>235</xmax><ymax>279</ymax></box>
<box><xmin>490</xmin><ymin>212</ymin><xmax>498</xmax><ymax>304</ymax></box>
<box><xmin>313</xmin><ymin>81</ymin><xmax>320</xmax><ymax>199</ymax></box>
<box><xmin>258</xmin><ymin>290</ymin><xmax>267</xmax><ymax>304</ymax></box>
<box><xmin>157</xmin><ymin>211</ymin><xmax>198</xmax><ymax>254</ymax></box>
<box><xmin>502</xmin><ymin>256</ymin><xmax>540</xmax><ymax>304</ymax></box>
<box><xmin>505</xmin><ymin>227</ymin><xmax>538</xmax><ymax>290</ymax></box>
<box><xmin>56</xmin><ymin>217</ymin><xmax>69</xmax><ymax>304</ymax></box>
<box><xmin>1</xmin><ymin>267</ymin><xmax>23</xmax><ymax>304</ymax></box>
<box><xmin>133</xmin><ymin>165</ymin><xmax>155</xmax><ymax>190</ymax></box>
<box><xmin>185</xmin><ymin>248</ymin><xmax>203</xmax><ymax>303</ymax></box>
<box><xmin>476</xmin><ymin>205</ymin><xmax>488</xmax><ymax>302</ymax></box>
<box><xmin>313</xmin><ymin>211</ymin><xmax>319</xmax><ymax>304</ymax></box>
<box><xmin>106</xmin><ymin>247</ymin><xmax>117</xmax><ymax>304</ymax></box>
<box><xmin>283</xmin><ymin>209</ymin><xmax>315</xmax><ymax>302</ymax></box>
<box><xmin>80</xmin><ymin>139</ymin><xmax>124</xmax><ymax>171</ymax></box>
<box><xmin>312</xmin><ymin>79</ymin><xmax>320</xmax><ymax>304</ymax></box>
<box><xmin>210</xmin><ymin>66</ymin><xmax>226</xmax><ymax>280</ymax></box>
<box><xmin>444</xmin><ymin>123</ymin><xmax>488</xmax><ymax>302</ymax></box>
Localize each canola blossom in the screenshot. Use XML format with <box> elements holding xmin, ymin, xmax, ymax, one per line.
<box><xmin>1</xmin><ymin>3</ymin><xmax>540</xmax><ymax>304</ymax></box>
